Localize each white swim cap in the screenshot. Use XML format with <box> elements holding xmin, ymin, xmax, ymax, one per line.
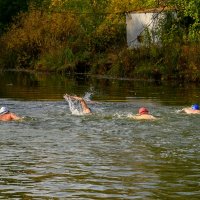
<box><xmin>0</xmin><ymin>107</ymin><xmax>9</xmax><ymax>115</ymax></box>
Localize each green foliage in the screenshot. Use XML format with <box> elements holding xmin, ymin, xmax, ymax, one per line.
<box><xmin>32</xmin><ymin>0</ymin><xmax>51</xmax><ymax>8</ymax></box>
<box><xmin>0</xmin><ymin>47</ymin><xmax>17</xmax><ymax>69</ymax></box>
<box><xmin>36</xmin><ymin>47</ymin><xmax>76</xmax><ymax>72</ymax></box>
<box><xmin>91</xmin><ymin>13</ymin><xmax>126</xmax><ymax>52</ymax></box>
<box><xmin>0</xmin><ymin>0</ymin><xmax>30</xmax><ymax>34</ymax></box>
<box><xmin>169</xmin><ymin>0</ymin><xmax>200</xmax><ymax>42</ymax></box>
<box><xmin>158</xmin><ymin>11</ymin><xmax>181</xmax><ymax>44</ymax></box>
<box><xmin>0</xmin><ymin>0</ymin><xmax>199</xmax><ymax>81</ymax></box>
<box><xmin>1</xmin><ymin>8</ymin><xmax>84</xmax><ymax>69</ymax></box>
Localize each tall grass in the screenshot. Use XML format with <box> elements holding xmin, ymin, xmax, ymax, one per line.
<box><xmin>0</xmin><ymin>8</ymin><xmax>84</xmax><ymax>70</ymax></box>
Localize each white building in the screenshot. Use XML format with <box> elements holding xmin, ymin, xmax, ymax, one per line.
<box><xmin>126</xmin><ymin>8</ymin><xmax>172</xmax><ymax>48</ymax></box>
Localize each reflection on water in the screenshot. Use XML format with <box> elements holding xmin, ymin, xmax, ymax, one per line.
<box><xmin>0</xmin><ymin>71</ymin><xmax>199</xmax><ymax>199</ymax></box>
<box><xmin>0</xmin><ymin>71</ymin><xmax>200</xmax><ymax>105</ymax></box>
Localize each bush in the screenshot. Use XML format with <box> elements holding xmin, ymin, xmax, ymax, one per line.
<box><xmin>1</xmin><ymin>8</ymin><xmax>84</xmax><ymax>69</ymax></box>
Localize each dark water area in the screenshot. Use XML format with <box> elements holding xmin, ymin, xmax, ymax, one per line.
<box><xmin>0</xmin><ymin>71</ymin><xmax>199</xmax><ymax>199</ymax></box>
<box><xmin>1</xmin><ymin>71</ymin><xmax>200</xmax><ymax>104</ymax></box>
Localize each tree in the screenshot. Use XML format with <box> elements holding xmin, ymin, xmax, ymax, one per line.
<box><xmin>0</xmin><ymin>0</ymin><xmax>29</xmax><ymax>27</ymax></box>
<box><xmin>170</xmin><ymin>0</ymin><xmax>200</xmax><ymax>42</ymax></box>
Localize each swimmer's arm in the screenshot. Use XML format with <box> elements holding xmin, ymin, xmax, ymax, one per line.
<box><xmin>63</xmin><ymin>94</ymin><xmax>86</xmax><ymax>104</ymax></box>
<box><xmin>79</xmin><ymin>99</ymin><xmax>91</xmax><ymax>114</ymax></box>
<box><xmin>63</xmin><ymin>94</ymin><xmax>82</xmax><ymax>101</ymax></box>
<box><xmin>72</xmin><ymin>96</ymin><xmax>91</xmax><ymax>113</ymax></box>
<box><xmin>150</xmin><ymin>115</ymin><xmax>157</xmax><ymax>119</ymax></box>
<box><xmin>63</xmin><ymin>94</ymin><xmax>71</xmax><ymax>100</ymax></box>
<box><xmin>130</xmin><ymin>114</ymin><xmax>140</xmax><ymax>119</ymax></box>
<box><xmin>63</xmin><ymin>94</ymin><xmax>91</xmax><ymax>114</ymax></box>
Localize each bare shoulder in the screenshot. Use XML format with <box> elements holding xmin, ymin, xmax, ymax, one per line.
<box><xmin>182</xmin><ymin>107</ymin><xmax>200</xmax><ymax>114</ymax></box>
<box><xmin>131</xmin><ymin>114</ymin><xmax>157</xmax><ymax>120</ymax></box>
<box><xmin>10</xmin><ymin>113</ymin><xmax>22</xmax><ymax>120</ymax></box>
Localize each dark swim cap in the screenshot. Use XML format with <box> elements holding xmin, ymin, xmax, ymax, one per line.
<box><xmin>192</xmin><ymin>104</ymin><xmax>199</xmax><ymax>110</ymax></box>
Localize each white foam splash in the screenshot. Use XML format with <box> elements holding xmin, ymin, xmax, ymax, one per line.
<box><xmin>83</xmin><ymin>92</ymin><xmax>93</xmax><ymax>102</ymax></box>
<box><xmin>127</xmin><ymin>113</ymin><xmax>134</xmax><ymax>118</ymax></box>
<box><xmin>176</xmin><ymin>109</ymin><xmax>183</xmax><ymax>113</ymax></box>
<box><xmin>113</xmin><ymin>113</ymin><xmax>131</xmax><ymax>119</ymax></box>
<box><xmin>64</xmin><ymin>96</ymin><xmax>84</xmax><ymax>115</ymax></box>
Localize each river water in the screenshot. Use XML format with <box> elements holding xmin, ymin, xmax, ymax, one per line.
<box><xmin>0</xmin><ymin>71</ymin><xmax>199</xmax><ymax>199</ymax></box>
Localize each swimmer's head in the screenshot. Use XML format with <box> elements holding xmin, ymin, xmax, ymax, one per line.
<box><xmin>0</xmin><ymin>106</ymin><xmax>9</xmax><ymax>115</ymax></box>
<box><xmin>192</xmin><ymin>104</ymin><xmax>199</xmax><ymax>110</ymax></box>
<box><xmin>138</xmin><ymin>107</ymin><xmax>149</xmax><ymax>115</ymax></box>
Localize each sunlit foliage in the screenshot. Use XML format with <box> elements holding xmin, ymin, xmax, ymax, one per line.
<box><xmin>1</xmin><ymin>7</ymin><xmax>84</xmax><ymax>69</ymax></box>
<box><xmin>0</xmin><ymin>0</ymin><xmax>199</xmax><ymax>81</ymax></box>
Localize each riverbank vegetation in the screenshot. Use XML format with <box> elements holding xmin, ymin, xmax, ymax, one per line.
<box><xmin>0</xmin><ymin>0</ymin><xmax>199</xmax><ymax>81</ymax></box>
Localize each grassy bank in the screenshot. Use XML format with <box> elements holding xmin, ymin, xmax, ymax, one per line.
<box><xmin>0</xmin><ymin>0</ymin><xmax>199</xmax><ymax>82</ymax></box>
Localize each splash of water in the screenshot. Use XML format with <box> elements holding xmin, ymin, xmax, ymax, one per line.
<box><xmin>64</xmin><ymin>96</ymin><xmax>84</xmax><ymax>115</ymax></box>
<box><xmin>83</xmin><ymin>92</ymin><xmax>93</xmax><ymax>102</ymax></box>
<box><xmin>176</xmin><ymin>109</ymin><xmax>184</xmax><ymax>113</ymax></box>
<box><xmin>127</xmin><ymin>113</ymin><xmax>134</xmax><ymax>118</ymax></box>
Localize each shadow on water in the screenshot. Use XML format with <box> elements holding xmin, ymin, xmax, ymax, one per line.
<box><xmin>0</xmin><ymin>71</ymin><xmax>200</xmax><ymax>199</ymax></box>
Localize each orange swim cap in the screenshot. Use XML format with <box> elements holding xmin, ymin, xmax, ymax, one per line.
<box><xmin>139</xmin><ymin>107</ymin><xmax>149</xmax><ymax>115</ymax></box>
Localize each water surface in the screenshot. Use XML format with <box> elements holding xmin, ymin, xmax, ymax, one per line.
<box><xmin>0</xmin><ymin>71</ymin><xmax>199</xmax><ymax>199</ymax></box>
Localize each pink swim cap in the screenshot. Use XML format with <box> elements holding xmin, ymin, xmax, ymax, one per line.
<box><xmin>139</xmin><ymin>107</ymin><xmax>149</xmax><ymax>115</ymax></box>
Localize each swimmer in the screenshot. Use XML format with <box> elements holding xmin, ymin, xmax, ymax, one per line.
<box><xmin>0</xmin><ymin>106</ymin><xmax>22</xmax><ymax>121</ymax></box>
<box><xmin>131</xmin><ymin>107</ymin><xmax>157</xmax><ymax>120</ymax></box>
<box><xmin>64</xmin><ymin>94</ymin><xmax>92</xmax><ymax>114</ymax></box>
<box><xmin>181</xmin><ymin>104</ymin><xmax>200</xmax><ymax>114</ymax></box>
